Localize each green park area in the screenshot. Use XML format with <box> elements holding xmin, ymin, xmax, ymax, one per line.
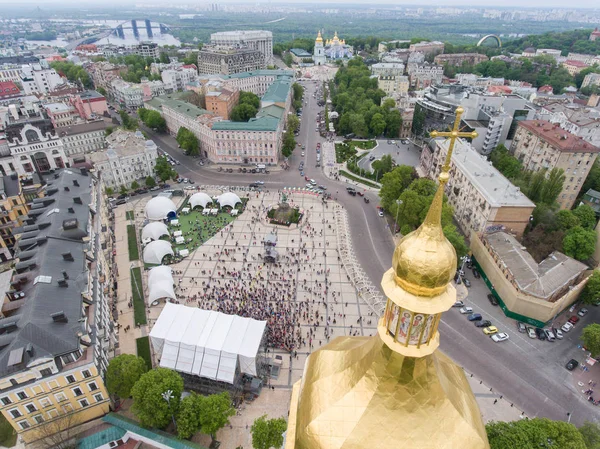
<box><xmin>127</xmin><ymin>225</ymin><xmax>139</xmax><ymax>261</ymax></box>
<box><xmin>126</xmin><ymin>210</ymin><xmax>134</xmax><ymax>220</ymax></box>
<box><xmin>335</xmin><ymin>140</ymin><xmax>376</xmax><ymax>163</ymax></box>
<box><xmin>0</xmin><ymin>414</ymin><xmax>16</xmax><ymax>447</ymax></box>
<box><xmin>168</xmin><ymin>208</ymin><xmax>238</xmax><ymax>254</ymax></box>
<box><xmin>136</xmin><ymin>336</ymin><xmax>152</xmax><ymax>371</ymax></box>
<box><xmin>130</xmin><ymin>267</ymin><xmax>146</xmax><ymax>326</ymax></box>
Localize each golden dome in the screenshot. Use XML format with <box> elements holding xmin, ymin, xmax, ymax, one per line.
<box><xmin>392</xmin><ymin>179</ymin><xmax>457</xmax><ymax>298</ymax></box>
<box><xmin>315</xmin><ymin>31</ymin><xmax>323</xmax><ymax>43</ymax></box>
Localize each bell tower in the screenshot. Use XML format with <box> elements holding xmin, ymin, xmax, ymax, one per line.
<box><xmin>313</xmin><ymin>31</ymin><xmax>326</xmax><ymax>66</ymax></box>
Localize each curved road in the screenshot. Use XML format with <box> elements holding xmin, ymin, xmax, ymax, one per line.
<box><xmin>140</xmin><ymin>80</ymin><xmax>597</xmax><ymax>426</ymax></box>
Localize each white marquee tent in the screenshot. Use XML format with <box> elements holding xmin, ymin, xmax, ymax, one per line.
<box><xmin>149</xmin><ymin>303</ymin><xmax>266</xmax><ymax>384</ymax></box>
<box><xmin>141</xmin><ymin>222</ymin><xmax>170</xmax><ymax>242</ymax></box>
<box><xmin>145</xmin><ymin>196</ymin><xmax>177</xmax><ymax>221</ymax></box>
<box><xmin>217</xmin><ymin>192</ymin><xmax>242</xmax><ymax>209</ymax></box>
<box><xmin>142</xmin><ymin>240</ymin><xmax>174</xmax><ymax>265</ymax></box>
<box><xmin>189</xmin><ymin>192</ymin><xmax>213</xmax><ymax>209</ymax></box>
<box><xmin>148</xmin><ymin>265</ymin><xmax>173</xmax><ymax>286</ymax></box>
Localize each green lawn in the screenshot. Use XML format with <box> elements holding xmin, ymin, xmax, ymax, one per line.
<box><xmin>127</xmin><ymin>225</ymin><xmax>139</xmax><ymax>261</ymax></box>
<box><xmin>335</xmin><ymin>140</ymin><xmax>377</xmax><ymax>163</ymax></box>
<box><xmin>339</xmin><ymin>170</ymin><xmax>381</xmax><ymax>189</ymax></box>
<box><xmin>169</xmin><ymin>207</ymin><xmax>238</xmax><ymax>254</ymax></box>
<box><xmin>130</xmin><ymin>267</ymin><xmax>147</xmax><ymax>325</ymax></box>
<box><xmin>136</xmin><ymin>336</ymin><xmax>152</xmax><ymax>371</ymax></box>
<box><xmin>126</xmin><ymin>210</ymin><xmax>134</xmax><ymax>220</ymax></box>
<box><xmin>0</xmin><ymin>414</ymin><xmax>16</xmax><ymax>447</ymax></box>
<box><xmin>351</xmin><ymin>140</ymin><xmax>377</xmax><ymax>150</ymax></box>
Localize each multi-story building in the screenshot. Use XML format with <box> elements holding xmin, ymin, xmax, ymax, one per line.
<box><xmin>400</xmin><ymin>108</ymin><xmax>414</xmax><ymax>139</ymax></box>
<box><xmin>370</xmin><ymin>63</ymin><xmax>405</xmax><ymax>77</ymax></box>
<box><xmin>538</xmin><ymin>102</ymin><xmax>600</xmax><ymax>147</ymax></box>
<box><xmin>408</xmin><ymin>41</ymin><xmax>444</xmax><ymax>56</ymax></box>
<box><xmin>0</xmin><ymin>168</ymin><xmax>114</xmax><ymax>444</ymax></box>
<box><xmin>161</xmin><ymin>68</ymin><xmax>197</xmax><ymax>92</ymax></box>
<box><xmin>197</xmin><ymin>45</ymin><xmax>265</xmax><ymax>75</ymax></box>
<box><xmin>471</xmin><ymin>231</ymin><xmax>589</xmax><ymax>326</ymax></box>
<box><xmin>87</xmin><ymin>62</ymin><xmax>124</xmax><ymax>91</ymax></box>
<box><xmin>140</xmin><ymin>80</ymin><xmax>166</xmax><ymax>101</ymax></box>
<box><xmin>70</xmin><ymin>91</ymin><xmax>109</xmax><ymax>120</ymax></box>
<box><xmin>581</xmin><ymin>188</ymin><xmax>600</xmax><ymax>216</ymax></box>
<box><xmin>20</xmin><ymin>63</ymin><xmax>64</xmax><ymax>95</ymax></box>
<box><xmin>566</xmin><ymin>52</ymin><xmax>600</xmax><ymax>65</ymax></box>
<box><xmin>0</xmin><ymin>81</ymin><xmax>20</xmax><ymax>101</ymax></box>
<box><xmin>88</xmin><ymin>129</ymin><xmax>157</xmax><ymax>188</ymax></box>
<box><xmin>0</xmin><ymin>103</ymin><xmax>67</xmax><ymax>177</ymax></box>
<box><xmin>56</xmin><ymin>120</ymin><xmax>107</xmax><ymax>158</ymax></box>
<box><xmin>511</xmin><ymin>120</ymin><xmax>600</xmax><ymax>209</ymax></box>
<box><xmin>561</xmin><ymin>59</ymin><xmax>589</xmax><ymax>76</ymax></box>
<box><xmin>582</xmin><ymin>73</ymin><xmax>600</xmax><ymax>90</ymax></box>
<box><xmin>205</xmin><ymin>88</ymin><xmax>238</xmax><ymax>120</ymax></box>
<box><xmin>0</xmin><ymin>174</ymin><xmax>30</xmax><ymax>262</ymax></box>
<box><xmin>590</xmin><ymin>28</ymin><xmax>600</xmax><ymax>41</ymax></box>
<box><xmin>377</xmin><ymin>75</ymin><xmax>409</xmax><ymax>96</ymax></box>
<box><xmin>434</xmin><ymin>53</ymin><xmax>489</xmax><ymax>67</ymax></box>
<box><xmin>407</xmin><ymin>63</ymin><xmax>443</xmax><ymax>89</ymax></box>
<box><xmin>289</xmin><ymin>48</ymin><xmax>313</xmax><ymax>65</ymax></box>
<box><xmin>420</xmin><ymin>138</ymin><xmax>535</xmax><ymax>238</ymax></box>
<box><xmin>109</xmin><ymin>79</ymin><xmax>143</xmax><ymax>109</ymax></box>
<box><xmin>134</xmin><ymin>42</ymin><xmax>160</xmax><ymax>59</ymax></box>
<box><xmin>456</xmin><ymin>73</ymin><xmax>504</xmax><ymax>88</ymax></box>
<box><xmin>210</xmin><ymin>30</ymin><xmax>273</xmax><ymax>64</ymax></box>
<box><xmin>44</xmin><ymin>103</ymin><xmax>77</xmax><ymax>128</ymax></box>
<box><xmin>0</xmin><ymin>65</ymin><xmax>24</xmax><ymax>84</ymax></box>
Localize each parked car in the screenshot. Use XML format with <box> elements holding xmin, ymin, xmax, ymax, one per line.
<box><xmin>453</xmin><ymin>300</ymin><xmax>464</xmax><ymax>308</ymax></box>
<box><xmin>467</xmin><ymin>313</ymin><xmax>483</xmax><ymax>322</ymax></box>
<box><xmin>555</xmin><ymin>329</ymin><xmax>564</xmax><ymax>340</ymax></box>
<box><xmin>526</xmin><ymin>326</ymin><xmax>537</xmax><ymax>339</ymax></box>
<box><xmin>568</xmin><ymin>316</ymin><xmax>580</xmax><ymax>325</ymax></box>
<box><xmin>566</xmin><ymin>359</ymin><xmax>579</xmax><ymax>371</ymax></box>
<box><xmin>150</xmin><ymin>186</ymin><xmax>160</xmax><ymax>191</ymax></box>
<box><xmin>516</xmin><ymin>322</ymin><xmax>526</xmax><ymax>333</ymax></box>
<box><xmin>535</xmin><ymin>327</ymin><xmax>546</xmax><ymax>340</ymax></box>
<box><xmin>487</xmin><ymin>294</ymin><xmax>498</xmax><ymax>306</ymax></box>
<box><xmin>578</xmin><ymin>308</ymin><xmax>589</xmax><ymax>317</ymax></box>
<box><xmin>543</xmin><ymin>329</ymin><xmax>556</xmax><ymax>342</ymax></box>
<box><xmin>463</xmin><ymin>278</ymin><xmax>471</xmax><ymax>288</ymax></box>
<box><xmin>357</xmin><ymin>191</ymin><xmax>364</xmax><ymax>197</ymax></box>
<box><xmin>459</xmin><ymin>307</ymin><xmax>473</xmax><ymax>314</ymax></box>
<box><xmin>483</xmin><ymin>326</ymin><xmax>499</xmax><ymax>335</ymax></box>
<box><xmin>475</xmin><ymin>320</ymin><xmax>492</xmax><ymax>328</ymax></box>
<box><xmin>561</xmin><ymin>322</ymin><xmax>574</xmax><ymax>333</ymax></box>
<box><xmin>369</xmin><ymin>155</ymin><xmax>376</xmax><ymax>161</ymax></box>
<box><xmin>491</xmin><ymin>333</ymin><xmax>509</xmax><ymax>342</ymax></box>
<box><xmin>364</xmin><ymin>197</ymin><xmax>370</xmax><ymax>203</ymax></box>
<box><xmin>116</xmin><ymin>194</ymin><xmax>128</xmax><ymax>200</ymax></box>
<box><xmin>318</xmin><ymin>185</ymin><xmax>327</xmax><ymax>190</ymax></box>
<box><xmin>472</xmin><ymin>269</ymin><xmax>480</xmax><ymax>279</ymax></box>
<box><xmin>115</xmin><ymin>199</ymin><xmax>126</xmax><ymax>205</ymax></box>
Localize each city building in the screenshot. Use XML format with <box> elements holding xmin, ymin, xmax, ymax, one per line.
<box><xmin>581</xmin><ymin>188</ymin><xmax>600</xmax><ymax>216</ymax></box>
<box><xmin>20</xmin><ymin>62</ymin><xmax>64</xmax><ymax>95</ymax></box>
<box><xmin>134</xmin><ymin>42</ymin><xmax>160</xmax><ymax>59</ymax></box>
<box><xmin>535</xmin><ymin>48</ymin><xmax>562</xmax><ymax>59</ymax></box>
<box><xmin>88</xmin><ymin>129</ymin><xmax>158</xmax><ymax>188</ymax></box>
<box><xmin>289</xmin><ymin>48</ymin><xmax>313</xmax><ymax>65</ymax></box>
<box><xmin>56</xmin><ymin>120</ymin><xmax>107</xmax><ymax>158</ymax></box>
<box><xmin>370</xmin><ymin>62</ymin><xmax>405</xmax><ymax>77</ymax></box>
<box><xmin>407</xmin><ymin>63</ymin><xmax>443</xmax><ymax>89</ymax></box>
<box><xmin>44</xmin><ymin>102</ymin><xmax>77</xmax><ymax>128</ymax></box>
<box><xmin>210</xmin><ymin>30</ymin><xmax>273</xmax><ymax>64</ymax></box>
<box><xmin>420</xmin><ymin>138</ymin><xmax>535</xmax><ymax>238</ymax></box>
<box><xmin>590</xmin><ymin>28</ymin><xmax>600</xmax><ymax>41</ymax></box>
<box><xmin>0</xmin><ymin>102</ymin><xmax>67</xmax><ymax>176</ymax></box>
<box><xmin>197</xmin><ymin>45</ymin><xmax>265</xmax><ymax>75</ymax></box>
<box><xmin>70</xmin><ymin>91</ymin><xmax>109</xmax><ymax>120</ymax></box>
<box><xmin>471</xmin><ymin>231</ymin><xmax>589</xmax><ymax>326</ymax></box>
<box><xmin>400</xmin><ymin>108</ymin><xmax>414</xmax><ymax>139</ymax></box>
<box><xmin>434</xmin><ymin>53</ymin><xmax>488</xmax><ymax>67</ymax></box>
<box><xmin>408</xmin><ymin>40</ymin><xmax>445</xmax><ymax>55</ymax></box>
<box><xmin>0</xmin><ymin>81</ymin><xmax>20</xmax><ymax>101</ymax></box>
<box><xmin>161</xmin><ymin>68</ymin><xmax>197</xmax><ymax>92</ymax></box>
<box><xmin>566</xmin><ymin>52</ymin><xmax>600</xmax><ymax>65</ymax></box>
<box><xmin>0</xmin><ymin>168</ymin><xmax>114</xmax><ymax>443</ymax></box>
<box><xmin>377</xmin><ymin>75</ymin><xmax>409</xmax><ymax>96</ymax></box>
<box><xmin>0</xmin><ymin>65</ymin><xmax>24</xmax><ymax>84</ymax></box>
<box><xmin>86</xmin><ymin>62</ymin><xmax>123</xmax><ymax>91</ymax></box>
<box><xmin>205</xmin><ymin>88</ymin><xmax>238</xmax><ymax>120</ymax></box>
<box><xmin>538</xmin><ymin>102</ymin><xmax>600</xmax><ymax>147</ymax></box>
<box><xmin>109</xmin><ymin>79</ymin><xmax>143</xmax><ymax>109</ymax></box>
<box><xmin>140</xmin><ymin>79</ymin><xmax>166</xmax><ymax>101</ymax></box>
<box><xmin>312</xmin><ymin>32</ymin><xmax>326</xmax><ymax>66</ymax></box>
<box><xmin>323</xmin><ymin>32</ymin><xmax>353</xmax><ymax>60</ymax></box>
<box><xmin>0</xmin><ymin>174</ymin><xmax>30</xmax><ymax>262</ymax></box>
<box><xmin>561</xmin><ymin>59</ymin><xmax>589</xmax><ymax>76</ymax></box>
<box><xmin>582</xmin><ymin>73</ymin><xmax>600</xmax><ymax>90</ymax></box>
<box><xmin>456</xmin><ymin>74</ymin><xmax>505</xmax><ymax>88</ymax></box>
<box><xmin>377</xmin><ymin>40</ymin><xmax>411</xmax><ymax>53</ymax></box>
<box><xmin>511</xmin><ymin>120</ymin><xmax>600</xmax><ymax>209</ymax></box>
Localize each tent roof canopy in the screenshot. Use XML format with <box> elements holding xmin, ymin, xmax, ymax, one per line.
<box><xmin>141</xmin><ymin>222</ymin><xmax>170</xmax><ymax>241</ymax></box>
<box><xmin>145</xmin><ymin>196</ymin><xmax>177</xmax><ymax>221</ymax></box>
<box><xmin>142</xmin><ymin>240</ymin><xmax>174</xmax><ymax>265</ymax></box>
<box><xmin>217</xmin><ymin>192</ymin><xmax>242</xmax><ymax>209</ymax></box>
<box><xmin>189</xmin><ymin>192</ymin><xmax>213</xmax><ymax>209</ymax></box>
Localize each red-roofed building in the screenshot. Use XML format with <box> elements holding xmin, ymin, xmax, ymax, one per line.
<box><xmin>590</xmin><ymin>28</ymin><xmax>600</xmax><ymax>41</ymax></box>
<box><xmin>511</xmin><ymin>120</ymin><xmax>600</xmax><ymax>209</ymax></box>
<box><xmin>488</xmin><ymin>85</ymin><xmax>512</xmax><ymax>94</ymax></box>
<box><xmin>0</xmin><ymin>81</ymin><xmax>20</xmax><ymax>100</ymax></box>
<box><xmin>182</xmin><ymin>64</ymin><xmax>197</xmax><ymax>71</ymax></box>
<box><xmin>562</xmin><ymin>59</ymin><xmax>589</xmax><ymax>76</ymax></box>
<box><xmin>538</xmin><ymin>85</ymin><xmax>553</xmax><ymax>94</ymax></box>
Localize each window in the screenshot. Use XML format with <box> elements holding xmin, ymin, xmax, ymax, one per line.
<box><xmin>1</xmin><ymin>397</ymin><xmax>12</xmax><ymax>406</ymax></box>
<box><xmin>39</xmin><ymin>397</ymin><xmax>51</xmax><ymax>408</ymax></box>
<box><xmin>47</xmin><ymin>380</ymin><xmax>59</xmax><ymax>390</ymax></box>
<box><xmin>87</xmin><ymin>382</ymin><xmax>98</xmax><ymax>392</ymax></box>
<box><xmin>54</xmin><ymin>393</ymin><xmax>66</xmax><ymax>402</ymax></box>
<box><xmin>40</xmin><ymin>368</ymin><xmax>52</xmax><ymax>377</ymax></box>
<box><xmin>17</xmin><ymin>420</ymin><xmax>30</xmax><ymax>430</ymax></box>
<box><xmin>47</xmin><ymin>409</ymin><xmax>58</xmax><ymax>419</ymax></box>
<box><xmin>66</xmin><ymin>375</ymin><xmax>76</xmax><ymax>384</ymax></box>
<box><xmin>62</xmin><ymin>404</ymin><xmax>73</xmax><ymax>413</ymax></box>
<box><xmin>78</xmin><ymin>399</ymin><xmax>89</xmax><ymax>408</ymax></box>
<box><xmin>82</xmin><ymin>370</ymin><xmax>92</xmax><ymax>379</ymax></box>
<box><xmin>24</xmin><ymin>403</ymin><xmax>37</xmax><ymax>413</ymax></box>
<box><xmin>16</xmin><ymin>391</ymin><xmax>27</xmax><ymax>400</ymax></box>
<box><xmin>9</xmin><ymin>408</ymin><xmax>22</xmax><ymax>419</ymax></box>
<box><xmin>93</xmin><ymin>393</ymin><xmax>103</xmax><ymax>403</ymax></box>
<box><xmin>72</xmin><ymin>388</ymin><xmax>83</xmax><ymax>397</ymax></box>
<box><xmin>33</xmin><ymin>415</ymin><xmax>44</xmax><ymax>424</ymax></box>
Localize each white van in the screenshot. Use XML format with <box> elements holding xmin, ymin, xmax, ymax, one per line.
<box><xmin>256</xmin><ymin>164</ymin><xmax>266</xmax><ymax>170</ymax></box>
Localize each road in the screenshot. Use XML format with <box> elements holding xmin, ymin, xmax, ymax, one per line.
<box><xmin>139</xmin><ymin>80</ymin><xmax>599</xmax><ymax>425</ymax></box>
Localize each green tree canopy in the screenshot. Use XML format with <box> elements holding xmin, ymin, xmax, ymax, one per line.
<box><xmin>556</xmin><ymin>210</ymin><xmax>580</xmax><ymax>231</ymax></box>
<box><xmin>131</xmin><ymin>368</ymin><xmax>184</xmax><ymax>429</ymax></box>
<box><xmin>138</xmin><ymin>108</ymin><xmax>167</xmax><ymax>133</ymax></box>
<box><xmin>198</xmin><ymin>392</ymin><xmax>235</xmax><ymax>443</ymax></box>
<box><xmin>378</xmin><ymin>165</ymin><xmax>417</xmax><ymax>210</ymax></box>
<box><xmin>50</xmin><ymin>61</ymin><xmax>93</xmax><ymax>88</ymax></box>
<box><xmin>573</xmin><ymin>204</ymin><xmax>597</xmax><ymax>230</ymax></box>
<box><xmin>119</xmin><ymin>110</ymin><xmax>138</xmax><ymax>131</ymax></box>
<box><xmin>131</xmin><ymin>180</ymin><xmax>140</xmax><ymax>190</ymax></box>
<box><xmin>582</xmin><ymin>323</ymin><xmax>600</xmax><ymax>358</ymax></box>
<box><xmin>578</xmin><ymin>421</ymin><xmax>600</xmax><ymax>449</ymax></box>
<box><xmin>176</xmin><ymin>127</ymin><xmax>199</xmax><ymax>156</ymax></box>
<box><xmin>563</xmin><ymin>226</ymin><xmax>596</xmax><ymax>260</ymax></box>
<box><xmin>105</xmin><ymin>354</ymin><xmax>148</xmax><ymax>399</ymax></box>
<box><xmin>231</xmin><ymin>103</ymin><xmax>258</xmax><ymax>122</ymax></box>
<box><xmin>145</xmin><ymin>176</ymin><xmax>157</xmax><ymax>188</ymax></box>
<box><xmin>580</xmin><ymin>270</ymin><xmax>600</xmax><ymax>305</ymax></box>
<box><xmin>489</xmin><ymin>144</ymin><xmax>522</xmax><ymax>180</ymax></box>
<box><xmin>177</xmin><ymin>393</ymin><xmax>205</xmax><ymax>439</ymax></box>
<box><xmin>154</xmin><ymin>156</ymin><xmax>177</xmax><ymax>182</ymax></box>
<box><xmin>239</xmin><ymin>91</ymin><xmax>260</xmax><ymax>109</ymax></box>
<box><xmin>371</xmin><ymin>154</ymin><xmax>394</xmax><ymax>179</ymax></box>
<box><xmin>251</xmin><ymin>415</ymin><xmax>288</xmax><ymax>449</ymax></box>
<box><xmin>486</xmin><ymin>418</ymin><xmax>586</xmax><ymax>449</ymax></box>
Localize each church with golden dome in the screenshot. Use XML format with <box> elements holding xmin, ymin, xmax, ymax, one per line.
<box><xmin>284</xmin><ymin>108</ymin><xmax>490</xmax><ymax>449</ymax></box>
<box><xmin>313</xmin><ymin>31</ymin><xmax>353</xmax><ymax>66</ymax></box>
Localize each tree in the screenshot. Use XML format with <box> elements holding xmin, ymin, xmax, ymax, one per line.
<box><xmin>372</xmin><ymin>154</ymin><xmax>394</xmax><ymax>179</ymax></box>
<box><xmin>582</xmin><ymin>324</ymin><xmax>600</xmax><ymax>358</ymax></box>
<box><xmin>144</xmin><ymin>110</ymin><xmax>167</xmax><ymax>133</ymax></box>
<box><xmin>154</xmin><ymin>156</ymin><xmax>177</xmax><ymax>182</ymax></box>
<box><xmin>131</xmin><ymin>180</ymin><xmax>140</xmax><ymax>190</ymax></box>
<box><xmin>96</xmin><ymin>86</ymin><xmax>107</xmax><ymax>96</ymax></box>
<box><xmin>176</xmin><ymin>127</ymin><xmax>199</xmax><ymax>156</ymax></box>
<box><xmin>563</xmin><ymin>226</ymin><xmax>596</xmax><ymax>260</ymax></box>
<box><xmin>573</xmin><ymin>204</ymin><xmax>597</xmax><ymax>230</ymax></box>
<box><xmin>579</xmin><ymin>421</ymin><xmax>600</xmax><ymax>449</ymax></box>
<box><xmin>556</xmin><ymin>210</ymin><xmax>580</xmax><ymax>231</ymax></box>
<box><xmin>489</xmin><ymin>144</ymin><xmax>521</xmax><ymax>180</ymax></box>
<box><xmin>119</xmin><ymin>110</ymin><xmax>138</xmax><ymax>131</ymax></box>
<box><xmin>231</xmin><ymin>103</ymin><xmax>258</xmax><ymax>122</ymax></box>
<box><xmin>177</xmin><ymin>393</ymin><xmax>205</xmax><ymax>439</ymax></box>
<box><xmin>105</xmin><ymin>126</ymin><xmax>114</xmax><ymax>136</ymax></box>
<box><xmin>283</xmin><ymin>53</ymin><xmax>293</xmax><ymax>67</ymax></box>
<box><xmin>145</xmin><ymin>176</ymin><xmax>157</xmax><ymax>188</ymax></box>
<box><xmin>384</xmin><ymin>109</ymin><xmax>402</xmax><ymax>138</ymax></box>
<box><xmin>287</xmin><ymin>114</ymin><xmax>300</xmax><ymax>133</ymax></box>
<box><xmin>486</xmin><ymin>418</ymin><xmax>586</xmax><ymax>449</ymax></box>
<box><xmin>251</xmin><ymin>415</ymin><xmax>287</xmax><ymax>449</ymax></box>
<box><xmin>131</xmin><ymin>368</ymin><xmax>184</xmax><ymax>429</ymax></box>
<box><xmin>106</xmin><ymin>354</ymin><xmax>148</xmax><ymax>399</ymax></box>
<box><xmin>539</xmin><ymin>168</ymin><xmax>565</xmax><ymax>205</ymax></box>
<box><xmin>119</xmin><ymin>185</ymin><xmax>128</xmax><ymax>195</ymax></box>
<box><xmin>31</xmin><ymin>409</ymin><xmax>82</xmax><ymax>449</ymax></box>
<box><xmin>159</xmin><ymin>52</ymin><xmax>170</xmax><ymax>64</ymax></box>
<box><xmin>105</xmin><ymin>187</ymin><xmax>114</xmax><ymax>196</ymax></box>
<box><xmin>379</xmin><ymin>165</ymin><xmax>417</xmax><ymax>210</ymax></box>
<box><xmin>370</xmin><ymin>113</ymin><xmax>386</xmax><ymax>136</ymax></box>
<box><xmin>238</xmin><ymin>91</ymin><xmax>260</xmax><ymax>109</ymax></box>
<box><xmin>197</xmin><ymin>392</ymin><xmax>235</xmax><ymax>443</ymax></box>
<box><xmin>443</xmin><ymin>224</ymin><xmax>468</xmax><ymax>259</ymax></box>
<box><xmin>580</xmin><ymin>271</ymin><xmax>600</xmax><ymax>305</ymax></box>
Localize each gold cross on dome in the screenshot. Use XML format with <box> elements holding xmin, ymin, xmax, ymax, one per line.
<box><xmin>429</xmin><ymin>106</ymin><xmax>478</xmax><ymax>183</ymax></box>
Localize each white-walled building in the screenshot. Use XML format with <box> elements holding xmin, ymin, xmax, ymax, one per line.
<box><xmin>110</xmin><ymin>79</ymin><xmax>144</xmax><ymax>108</ymax></box>
<box><xmin>371</xmin><ymin>63</ymin><xmax>405</xmax><ymax>77</ymax></box>
<box><xmin>161</xmin><ymin>68</ymin><xmax>197</xmax><ymax>92</ymax></box>
<box><xmin>210</xmin><ymin>30</ymin><xmax>273</xmax><ymax>63</ymax></box>
<box><xmin>56</xmin><ymin>120</ymin><xmax>107</xmax><ymax>158</ymax></box>
<box><xmin>20</xmin><ymin>63</ymin><xmax>64</xmax><ymax>95</ymax></box>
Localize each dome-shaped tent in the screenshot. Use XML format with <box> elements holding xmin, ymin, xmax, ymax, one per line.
<box><xmin>147</xmin><ymin>266</ymin><xmax>176</xmax><ymax>305</ymax></box>
<box><xmin>141</xmin><ymin>222</ymin><xmax>170</xmax><ymax>242</ymax></box>
<box><xmin>148</xmin><ymin>265</ymin><xmax>174</xmax><ymax>286</ymax></box>
<box><xmin>145</xmin><ymin>197</ymin><xmax>177</xmax><ymax>221</ymax></box>
<box><xmin>189</xmin><ymin>192</ymin><xmax>213</xmax><ymax>210</ymax></box>
<box><xmin>217</xmin><ymin>192</ymin><xmax>242</xmax><ymax>209</ymax></box>
<box><xmin>143</xmin><ymin>240</ymin><xmax>174</xmax><ymax>265</ymax></box>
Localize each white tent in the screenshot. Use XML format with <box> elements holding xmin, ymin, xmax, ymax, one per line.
<box><xmin>189</xmin><ymin>192</ymin><xmax>213</xmax><ymax>209</ymax></box>
<box><xmin>173</xmin><ymin>230</ymin><xmax>182</xmax><ymax>237</ymax></box>
<box><xmin>217</xmin><ymin>192</ymin><xmax>242</xmax><ymax>209</ymax></box>
<box><xmin>148</xmin><ymin>265</ymin><xmax>173</xmax><ymax>286</ymax></box>
<box><xmin>175</xmin><ymin>236</ymin><xmax>185</xmax><ymax>244</ymax></box>
<box><xmin>145</xmin><ymin>196</ymin><xmax>177</xmax><ymax>221</ymax></box>
<box><xmin>148</xmin><ymin>281</ymin><xmax>176</xmax><ymax>304</ymax></box>
<box><xmin>142</xmin><ymin>240</ymin><xmax>174</xmax><ymax>265</ymax></box>
<box><xmin>141</xmin><ymin>222</ymin><xmax>170</xmax><ymax>242</ymax></box>
<box><xmin>149</xmin><ymin>304</ymin><xmax>266</xmax><ymax>384</ymax></box>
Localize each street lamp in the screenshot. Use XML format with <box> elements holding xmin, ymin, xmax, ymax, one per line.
<box><xmin>161</xmin><ymin>389</ymin><xmax>177</xmax><ymax>430</ymax></box>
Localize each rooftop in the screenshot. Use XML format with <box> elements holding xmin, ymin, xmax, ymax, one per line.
<box><xmin>45</xmin><ymin>102</ymin><xmax>75</xmax><ymax>114</ymax></box>
<box><xmin>0</xmin><ymin>174</ymin><xmax>22</xmax><ymax>198</ymax></box>
<box><xmin>261</xmin><ymin>79</ymin><xmax>292</xmax><ymax>104</ymax></box>
<box><xmin>147</xmin><ymin>93</ymin><xmax>211</xmax><ymax>119</ymax></box>
<box><xmin>290</xmin><ymin>48</ymin><xmax>312</xmax><ymax>57</ymax></box>
<box><xmin>564</xmin><ymin>60</ymin><xmax>589</xmax><ymax>68</ymax></box>
<box><xmin>435</xmin><ymin>138</ymin><xmax>535</xmax><ymax>209</ymax></box>
<box><xmin>483</xmin><ymin>231</ymin><xmax>588</xmax><ymax>300</ymax></box>
<box><xmin>78</xmin><ymin>90</ymin><xmax>105</xmax><ymax>101</ymax></box>
<box><xmin>519</xmin><ymin>120</ymin><xmax>600</xmax><ymax>153</ymax></box>
<box><xmin>56</xmin><ymin>120</ymin><xmax>106</xmax><ymax>137</ymax></box>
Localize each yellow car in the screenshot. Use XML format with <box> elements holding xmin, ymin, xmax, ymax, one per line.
<box><xmin>483</xmin><ymin>326</ymin><xmax>498</xmax><ymax>335</ymax></box>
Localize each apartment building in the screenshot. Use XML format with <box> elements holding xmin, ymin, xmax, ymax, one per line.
<box><xmin>0</xmin><ymin>65</ymin><xmax>24</xmax><ymax>84</ymax></box>
<box><xmin>0</xmin><ymin>82</ymin><xmax>21</xmax><ymax>101</ymax></box>
<box><xmin>87</xmin><ymin>62</ymin><xmax>124</xmax><ymax>91</ymax></box>
<box><xmin>20</xmin><ymin>63</ymin><xmax>64</xmax><ymax>95</ymax></box>
<box><xmin>140</xmin><ymin>80</ymin><xmax>166</xmax><ymax>101</ymax></box>
<box><xmin>407</xmin><ymin>63</ymin><xmax>443</xmax><ymax>89</ymax></box>
<box><xmin>0</xmin><ymin>168</ymin><xmax>114</xmax><ymax>443</ymax></box>
<box><xmin>408</xmin><ymin>41</ymin><xmax>445</xmax><ymax>55</ymax></box>
<box><xmin>70</xmin><ymin>91</ymin><xmax>109</xmax><ymax>120</ymax></box>
<box><xmin>197</xmin><ymin>46</ymin><xmax>265</xmax><ymax>76</ymax></box>
<box><xmin>582</xmin><ymin>73</ymin><xmax>600</xmax><ymax>90</ymax></box>
<box><xmin>420</xmin><ymin>138</ymin><xmax>535</xmax><ymax>238</ymax></box>
<box><xmin>205</xmin><ymin>89</ymin><xmax>239</xmax><ymax>120</ymax></box>
<box><xmin>161</xmin><ymin>68</ymin><xmax>197</xmax><ymax>92</ymax></box>
<box><xmin>561</xmin><ymin>59</ymin><xmax>589</xmax><ymax>76</ymax></box>
<box><xmin>511</xmin><ymin>120</ymin><xmax>600</xmax><ymax>209</ymax></box>
<box><xmin>56</xmin><ymin>120</ymin><xmax>107</xmax><ymax>158</ymax></box>
<box><xmin>134</xmin><ymin>42</ymin><xmax>160</xmax><ymax>59</ymax></box>
<box><xmin>109</xmin><ymin>79</ymin><xmax>143</xmax><ymax>109</ymax></box>
<box><xmin>538</xmin><ymin>102</ymin><xmax>600</xmax><ymax>147</ymax></box>
<box><xmin>434</xmin><ymin>53</ymin><xmax>489</xmax><ymax>67</ymax></box>
<box><xmin>0</xmin><ymin>174</ymin><xmax>30</xmax><ymax>262</ymax></box>
<box><xmin>370</xmin><ymin>63</ymin><xmax>405</xmax><ymax>77</ymax></box>
<box><xmin>44</xmin><ymin>103</ymin><xmax>77</xmax><ymax>128</ymax></box>
<box><xmin>210</xmin><ymin>30</ymin><xmax>273</xmax><ymax>63</ymax></box>
<box><xmin>88</xmin><ymin>129</ymin><xmax>157</xmax><ymax>188</ymax></box>
<box><xmin>377</xmin><ymin>75</ymin><xmax>409</xmax><ymax>96</ymax></box>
